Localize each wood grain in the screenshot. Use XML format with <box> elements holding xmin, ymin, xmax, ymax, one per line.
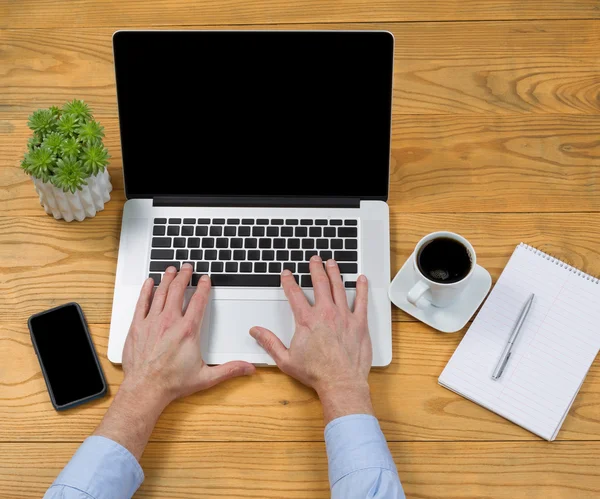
<box><xmin>2</xmin><ymin>321</ymin><xmax>598</xmax><ymax>442</ymax></box>
<box><xmin>4</xmin><ymin>0</ymin><xmax>600</xmax><ymax>29</ymax></box>
<box><xmin>1</xmin><ymin>213</ymin><xmax>599</xmax><ymax>324</ymax></box>
<box><xmin>1</xmin><ymin>441</ymin><xmax>599</xmax><ymax>498</ymax></box>
<box><xmin>2</xmin><ymin>115</ymin><xmax>599</xmax><ymax>215</ymax></box>
<box><xmin>2</xmin><ymin>21</ymin><xmax>600</xmax><ymax>118</ymax></box>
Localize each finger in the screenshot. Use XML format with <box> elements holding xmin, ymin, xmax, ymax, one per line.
<box><xmin>149</xmin><ymin>266</ymin><xmax>178</xmax><ymax>315</ymax></box>
<box><xmin>250</xmin><ymin>326</ymin><xmax>289</xmax><ymax>367</ymax></box>
<box><xmin>353</xmin><ymin>274</ymin><xmax>369</xmax><ymax>319</ymax></box>
<box><xmin>201</xmin><ymin>361</ymin><xmax>255</xmax><ymax>389</ymax></box>
<box><xmin>325</xmin><ymin>259</ymin><xmax>349</xmax><ymax>309</ymax></box>
<box><xmin>164</xmin><ymin>263</ymin><xmax>194</xmax><ymax>315</ymax></box>
<box><xmin>132</xmin><ymin>277</ymin><xmax>155</xmax><ymax>323</ymax></box>
<box><xmin>309</xmin><ymin>255</ymin><xmax>333</xmax><ymax>306</ymax></box>
<box><xmin>281</xmin><ymin>269</ymin><xmax>311</xmax><ymax>319</ymax></box>
<box><xmin>184</xmin><ymin>274</ymin><xmax>212</xmax><ymax>333</ymax></box>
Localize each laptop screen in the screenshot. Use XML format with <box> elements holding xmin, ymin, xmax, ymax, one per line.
<box><xmin>113</xmin><ymin>31</ymin><xmax>394</xmax><ymax>200</ymax></box>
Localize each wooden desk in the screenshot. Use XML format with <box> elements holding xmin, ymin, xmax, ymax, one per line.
<box><xmin>1</xmin><ymin>1</ymin><xmax>599</xmax><ymax>497</ymax></box>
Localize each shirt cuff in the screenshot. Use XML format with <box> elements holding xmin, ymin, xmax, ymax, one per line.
<box><xmin>325</xmin><ymin>414</ymin><xmax>398</xmax><ymax>487</ymax></box>
<box><xmin>51</xmin><ymin>436</ymin><xmax>144</xmax><ymax>499</ymax></box>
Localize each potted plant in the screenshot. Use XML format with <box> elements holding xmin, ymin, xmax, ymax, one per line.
<box><xmin>20</xmin><ymin>100</ymin><xmax>112</xmax><ymax>222</ymax></box>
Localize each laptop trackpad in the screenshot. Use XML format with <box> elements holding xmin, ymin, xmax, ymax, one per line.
<box><xmin>201</xmin><ymin>299</ymin><xmax>295</xmax><ymax>354</ymax></box>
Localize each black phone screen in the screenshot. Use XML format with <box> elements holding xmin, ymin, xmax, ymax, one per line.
<box><xmin>29</xmin><ymin>304</ymin><xmax>105</xmax><ymax>408</ymax></box>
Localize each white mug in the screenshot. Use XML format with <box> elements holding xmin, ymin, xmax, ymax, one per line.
<box><xmin>407</xmin><ymin>231</ymin><xmax>476</xmax><ymax>308</ymax></box>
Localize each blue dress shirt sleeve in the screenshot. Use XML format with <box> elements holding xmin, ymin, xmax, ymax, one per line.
<box><xmin>325</xmin><ymin>414</ymin><xmax>405</xmax><ymax>499</ymax></box>
<box><xmin>43</xmin><ymin>435</ymin><xmax>144</xmax><ymax>499</ymax></box>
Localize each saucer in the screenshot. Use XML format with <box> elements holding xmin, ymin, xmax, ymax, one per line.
<box><xmin>388</xmin><ymin>252</ymin><xmax>492</xmax><ymax>333</ymax></box>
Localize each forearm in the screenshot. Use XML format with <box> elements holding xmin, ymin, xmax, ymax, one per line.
<box><xmin>93</xmin><ymin>379</ymin><xmax>169</xmax><ymax>461</ymax></box>
<box><xmin>317</xmin><ymin>380</ymin><xmax>374</xmax><ymax>425</ymax></box>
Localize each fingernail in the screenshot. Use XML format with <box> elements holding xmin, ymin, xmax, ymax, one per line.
<box><xmin>311</xmin><ymin>255</ymin><xmax>322</xmax><ymax>262</ymax></box>
<box><xmin>166</xmin><ymin>266</ymin><xmax>177</xmax><ymax>273</ymax></box>
<box><xmin>250</xmin><ymin>327</ymin><xmax>261</xmax><ymax>339</ymax></box>
<box><xmin>201</xmin><ymin>274</ymin><xmax>210</xmax><ymax>282</ymax></box>
<box><xmin>358</xmin><ymin>274</ymin><xmax>367</xmax><ymax>283</ymax></box>
<box><xmin>327</xmin><ymin>259</ymin><xmax>336</xmax><ymax>267</ymax></box>
<box><xmin>146</xmin><ymin>277</ymin><xmax>154</xmax><ymax>285</ymax></box>
<box><xmin>282</xmin><ymin>269</ymin><xmax>292</xmax><ymax>276</ymax></box>
<box><xmin>183</xmin><ymin>263</ymin><xmax>193</xmax><ymax>270</ymax></box>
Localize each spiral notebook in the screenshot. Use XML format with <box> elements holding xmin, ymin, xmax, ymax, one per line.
<box><xmin>439</xmin><ymin>243</ymin><xmax>600</xmax><ymax>440</ymax></box>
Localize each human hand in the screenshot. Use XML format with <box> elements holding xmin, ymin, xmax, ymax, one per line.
<box><xmin>250</xmin><ymin>255</ymin><xmax>373</xmax><ymax>424</ymax></box>
<box><xmin>122</xmin><ymin>263</ymin><xmax>256</xmax><ymax>406</ymax></box>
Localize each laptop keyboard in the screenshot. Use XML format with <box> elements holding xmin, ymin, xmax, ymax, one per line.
<box><xmin>149</xmin><ymin>217</ymin><xmax>359</xmax><ymax>288</ymax></box>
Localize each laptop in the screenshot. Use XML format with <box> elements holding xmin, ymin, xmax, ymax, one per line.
<box><xmin>108</xmin><ymin>30</ymin><xmax>394</xmax><ymax>366</ymax></box>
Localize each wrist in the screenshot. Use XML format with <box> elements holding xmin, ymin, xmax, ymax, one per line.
<box><xmin>316</xmin><ymin>379</ymin><xmax>374</xmax><ymax>425</ymax></box>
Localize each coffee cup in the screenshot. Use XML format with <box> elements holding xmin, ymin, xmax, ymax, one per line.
<box><xmin>407</xmin><ymin>231</ymin><xmax>476</xmax><ymax>308</ymax></box>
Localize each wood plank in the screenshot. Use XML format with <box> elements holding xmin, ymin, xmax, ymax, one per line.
<box><xmin>2</xmin><ymin>21</ymin><xmax>599</xmax><ymax>117</ymax></box>
<box><xmin>1</xmin><ymin>441</ymin><xmax>599</xmax><ymax>498</ymax></box>
<box><xmin>4</xmin><ymin>0</ymin><xmax>600</xmax><ymax>29</ymax></box>
<box><xmin>2</xmin><ymin>320</ymin><xmax>598</xmax><ymax>442</ymax></box>
<box><xmin>3</xmin><ymin>115</ymin><xmax>599</xmax><ymax>215</ymax></box>
<box><xmin>1</xmin><ymin>212</ymin><xmax>600</xmax><ymax>324</ymax></box>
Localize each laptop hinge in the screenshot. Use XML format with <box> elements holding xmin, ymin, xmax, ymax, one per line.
<box><xmin>152</xmin><ymin>196</ymin><xmax>360</xmax><ymax>208</ymax></box>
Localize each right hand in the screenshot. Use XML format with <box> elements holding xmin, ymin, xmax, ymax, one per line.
<box><xmin>250</xmin><ymin>255</ymin><xmax>374</xmax><ymax>423</ymax></box>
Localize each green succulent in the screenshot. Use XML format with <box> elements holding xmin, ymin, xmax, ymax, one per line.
<box><xmin>61</xmin><ymin>137</ymin><xmax>80</xmax><ymax>158</ymax></box>
<box><xmin>81</xmin><ymin>143</ymin><xmax>110</xmax><ymax>176</ymax></box>
<box><xmin>27</xmin><ymin>109</ymin><xmax>57</xmax><ymax>137</ymax></box>
<box><xmin>22</xmin><ymin>100</ymin><xmax>110</xmax><ymax>196</ymax></box>
<box><xmin>54</xmin><ymin>157</ymin><xmax>88</xmax><ymax>194</ymax></box>
<box><xmin>62</xmin><ymin>99</ymin><xmax>92</xmax><ymax>121</ymax></box>
<box><xmin>57</xmin><ymin>113</ymin><xmax>79</xmax><ymax>136</ymax></box>
<box><xmin>23</xmin><ymin>147</ymin><xmax>56</xmax><ymax>182</ymax></box>
<box><xmin>77</xmin><ymin>119</ymin><xmax>105</xmax><ymax>144</ymax></box>
<box><xmin>41</xmin><ymin>132</ymin><xmax>64</xmax><ymax>154</ymax></box>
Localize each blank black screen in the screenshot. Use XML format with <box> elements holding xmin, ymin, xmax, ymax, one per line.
<box><xmin>113</xmin><ymin>31</ymin><xmax>394</xmax><ymax>199</ymax></box>
<box><xmin>30</xmin><ymin>305</ymin><xmax>104</xmax><ymax>407</ymax></box>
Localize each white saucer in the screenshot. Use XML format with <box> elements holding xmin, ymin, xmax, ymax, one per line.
<box><xmin>388</xmin><ymin>252</ymin><xmax>492</xmax><ymax>333</ymax></box>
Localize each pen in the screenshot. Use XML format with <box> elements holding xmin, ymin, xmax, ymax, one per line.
<box><xmin>491</xmin><ymin>293</ymin><xmax>535</xmax><ymax>381</ymax></box>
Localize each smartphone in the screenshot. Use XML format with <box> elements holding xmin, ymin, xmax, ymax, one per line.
<box><xmin>28</xmin><ymin>302</ymin><xmax>107</xmax><ymax>410</ymax></box>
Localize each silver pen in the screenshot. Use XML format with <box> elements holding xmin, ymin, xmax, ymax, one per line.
<box><xmin>491</xmin><ymin>293</ymin><xmax>535</xmax><ymax>381</ymax></box>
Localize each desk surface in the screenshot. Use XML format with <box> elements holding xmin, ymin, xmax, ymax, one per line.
<box><xmin>1</xmin><ymin>1</ymin><xmax>600</xmax><ymax>497</ymax></box>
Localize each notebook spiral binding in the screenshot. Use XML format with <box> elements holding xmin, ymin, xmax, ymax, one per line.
<box><xmin>519</xmin><ymin>242</ymin><xmax>599</xmax><ymax>284</ymax></box>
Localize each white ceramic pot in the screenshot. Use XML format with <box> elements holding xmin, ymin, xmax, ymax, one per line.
<box><xmin>32</xmin><ymin>169</ymin><xmax>112</xmax><ymax>222</ymax></box>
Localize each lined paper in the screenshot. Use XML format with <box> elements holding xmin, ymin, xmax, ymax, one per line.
<box><xmin>439</xmin><ymin>243</ymin><xmax>600</xmax><ymax>440</ymax></box>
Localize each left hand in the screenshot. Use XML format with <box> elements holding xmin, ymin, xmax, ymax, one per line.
<box><xmin>122</xmin><ymin>263</ymin><xmax>256</xmax><ymax>405</ymax></box>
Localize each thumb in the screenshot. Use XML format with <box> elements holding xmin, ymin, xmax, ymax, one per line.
<box><xmin>250</xmin><ymin>326</ymin><xmax>289</xmax><ymax>366</ymax></box>
<box><xmin>201</xmin><ymin>361</ymin><xmax>255</xmax><ymax>389</ymax></box>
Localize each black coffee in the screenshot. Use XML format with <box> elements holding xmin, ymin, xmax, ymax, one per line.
<box><xmin>417</xmin><ymin>237</ymin><xmax>472</xmax><ymax>284</ymax></box>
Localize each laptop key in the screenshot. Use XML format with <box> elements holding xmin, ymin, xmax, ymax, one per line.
<box><xmin>295</xmin><ymin>227</ymin><xmax>308</xmax><ymax>237</ymax></box>
<box><xmin>191</xmin><ymin>274</ymin><xmax>204</xmax><ymax>286</ymax></box>
<box><xmin>346</xmin><ymin>239</ymin><xmax>358</xmax><ymax>249</ymax></box>
<box><xmin>276</xmin><ymin>250</ymin><xmax>289</xmax><ymax>261</ymax></box>
<box><xmin>301</xmin><ymin>275</ymin><xmax>313</xmax><ymax>287</ymax></box>
<box><xmin>339</xmin><ymin>263</ymin><xmax>358</xmax><ymax>274</ymax></box>
<box><xmin>174</xmin><ymin>238</ymin><xmax>186</xmax><ymax>248</ymax></box>
<box><xmin>255</xmin><ymin>262</ymin><xmax>267</xmax><ymax>273</ymax></box>
<box><xmin>281</xmin><ymin>227</ymin><xmax>293</xmax><ymax>237</ymax></box>
<box><xmin>248</xmin><ymin>250</ymin><xmax>260</xmax><ymax>261</ymax></box>
<box><xmin>267</xmin><ymin>227</ymin><xmax>279</xmax><ymax>237</ymax></box>
<box><xmin>176</xmin><ymin>249</ymin><xmax>188</xmax><ymax>260</ymax></box>
<box><xmin>190</xmin><ymin>250</ymin><xmax>203</xmax><ymax>260</ymax></box>
<box><xmin>345</xmin><ymin>281</ymin><xmax>357</xmax><ymax>288</ymax></box>
<box><xmin>241</xmin><ymin>219</ymin><xmax>254</xmax><ymax>225</ymax></box>
<box><xmin>252</xmin><ymin>226</ymin><xmax>265</xmax><ymax>237</ymax></box>
<box><xmin>316</xmin><ymin>239</ymin><xmax>328</xmax><ymax>249</ymax></box>
<box><xmin>224</xmin><ymin>226</ymin><xmax>236</xmax><ymax>236</ymax></box>
<box><xmin>213</xmin><ymin>218</ymin><xmax>225</xmax><ymax>224</ymax></box>
<box><xmin>167</xmin><ymin>226</ymin><xmax>180</xmax><ymax>236</ymax></box>
<box><xmin>283</xmin><ymin>262</ymin><xmax>296</xmax><ymax>273</ymax></box>
<box><xmin>331</xmin><ymin>239</ymin><xmax>343</xmax><ymax>249</ymax></box>
<box><xmin>168</xmin><ymin>218</ymin><xmax>181</xmax><ymax>224</ymax></box>
<box><xmin>233</xmin><ymin>250</ymin><xmax>246</xmax><ymax>260</ymax></box>
<box><xmin>211</xmin><ymin>262</ymin><xmax>224</xmax><ymax>272</ymax></box>
<box><xmin>211</xmin><ymin>274</ymin><xmax>280</xmax><ymax>287</ymax></box>
<box><xmin>338</xmin><ymin>227</ymin><xmax>357</xmax><ymax>238</ymax></box>
<box><xmin>210</xmin><ymin>226</ymin><xmax>222</xmax><ymax>236</ymax></box>
<box><xmin>273</xmin><ymin>238</ymin><xmax>286</xmax><ymax>249</ymax></box>
<box><xmin>344</xmin><ymin>220</ymin><xmax>358</xmax><ymax>226</ymax></box>
<box><xmin>285</xmin><ymin>219</ymin><xmax>299</xmax><ymax>225</ymax></box>
<box><xmin>288</xmin><ymin>238</ymin><xmax>300</xmax><ymax>249</ymax></box>
<box><xmin>205</xmin><ymin>250</ymin><xmax>217</xmax><ymax>260</ymax></box>
<box><xmin>181</xmin><ymin>226</ymin><xmax>194</xmax><ymax>236</ymax></box>
<box><xmin>183</xmin><ymin>218</ymin><xmax>196</xmax><ymax>224</ymax></box>
<box><xmin>302</xmin><ymin>239</ymin><xmax>315</xmax><ymax>249</ymax></box>
<box><xmin>227</xmin><ymin>218</ymin><xmax>240</xmax><ymax>224</ymax></box>
<box><xmin>219</xmin><ymin>250</ymin><xmax>232</xmax><ymax>260</ymax></box>
<box><xmin>334</xmin><ymin>251</ymin><xmax>358</xmax><ymax>261</ymax></box>
<box><xmin>269</xmin><ymin>262</ymin><xmax>282</xmax><ymax>273</ymax></box>
<box><xmin>324</xmin><ymin>227</ymin><xmax>336</xmax><ymax>237</ymax></box>
<box><xmin>240</xmin><ymin>262</ymin><xmax>252</xmax><ymax>273</ymax></box>
<box><xmin>230</xmin><ymin>238</ymin><xmax>243</xmax><ymax>248</ymax></box>
<box><xmin>196</xmin><ymin>262</ymin><xmax>209</xmax><ymax>272</ymax></box>
<box><xmin>330</xmin><ymin>219</ymin><xmax>343</xmax><ymax>226</ymax></box>
<box><xmin>202</xmin><ymin>238</ymin><xmax>215</xmax><ymax>248</ymax></box>
<box><xmin>259</xmin><ymin>239</ymin><xmax>272</xmax><ymax>249</ymax></box>
<box><xmin>216</xmin><ymin>238</ymin><xmax>228</xmax><ymax>248</ymax></box>
<box><xmin>151</xmin><ymin>249</ymin><xmax>174</xmax><ymax>260</ymax></box>
<box><xmin>152</xmin><ymin>237</ymin><xmax>172</xmax><ymax>248</ymax></box>
<box><xmin>149</xmin><ymin>273</ymin><xmax>161</xmax><ymax>285</ymax></box>
<box><xmin>300</xmin><ymin>219</ymin><xmax>313</xmax><ymax>225</ymax></box>
<box><xmin>309</xmin><ymin>227</ymin><xmax>322</xmax><ymax>237</ymax></box>
<box><xmin>154</xmin><ymin>218</ymin><xmax>167</xmax><ymax>224</ymax></box>
<box><xmin>187</xmin><ymin>238</ymin><xmax>200</xmax><ymax>248</ymax></box>
<box><xmin>315</xmin><ymin>219</ymin><xmax>327</xmax><ymax>226</ymax></box>
<box><xmin>238</xmin><ymin>226</ymin><xmax>251</xmax><ymax>236</ymax></box>
<box><xmin>298</xmin><ymin>263</ymin><xmax>310</xmax><ymax>274</ymax></box>
<box><xmin>245</xmin><ymin>238</ymin><xmax>257</xmax><ymax>249</ymax></box>
<box><xmin>197</xmin><ymin>218</ymin><xmax>210</xmax><ymax>224</ymax></box>
<box><xmin>263</xmin><ymin>250</ymin><xmax>275</xmax><ymax>261</ymax></box>
<box><xmin>271</xmin><ymin>219</ymin><xmax>284</xmax><ymax>225</ymax></box>
<box><xmin>153</xmin><ymin>226</ymin><xmax>166</xmax><ymax>236</ymax></box>
<box><xmin>196</xmin><ymin>226</ymin><xmax>208</xmax><ymax>236</ymax></box>
<box><xmin>226</xmin><ymin>262</ymin><xmax>238</xmax><ymax>273</ymax></box>
<box><xmin>150</xmin><ymin>261</ymin><xmax>180</xmax><ymax>272</ymax></box>
<box><xmin>291</xmin><ymin>251</ymin><xmax>303</xmax><ymax>261</ymax></box>
<box><xmin>256</xmin><ymin>219</ymin><xmax>269</xmax><ymax>225</ymax></box>
<box><xmin>305</xmin><ymin>250</ymin><xmax>318</xmax><ymax>260</ymax></box>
